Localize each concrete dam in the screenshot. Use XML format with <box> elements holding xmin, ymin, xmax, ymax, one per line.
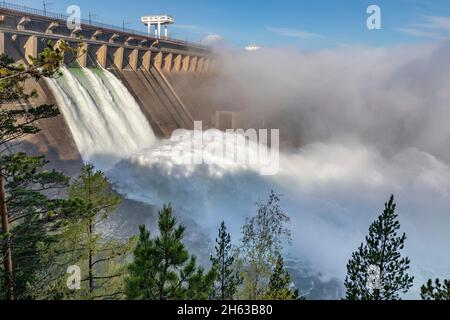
<box><xmin>0</xmin><ymin>2</ymin><xmax>222</xmax><ymax>174</ymax></box>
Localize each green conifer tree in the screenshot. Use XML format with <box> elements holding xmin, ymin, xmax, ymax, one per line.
<box><xmin>345</xmin><ymin>195</ymin><xmax>414</xmax><ymax>300</ymax></box>
<box><xmin>0</xmin><ymin>42</ymin><xmax>82</xmax><ymax>300</ymax></box>
<box><xmin>421</xmin><ymin>279</ymin><xmax>450</xmax><ymax>300</ymax></box>
<box><xmin>0</xmin><ymin>153</ymin><xmax>84</xmax><ymax>300</ymax></box>
<box><xmin>264</xmin><ymin>255</ymin><xmax>300</xmax><ymax>300</ymax></box>
<box><xmin>210</xmin><ymin>221</ymin><xmax>242</xmax><ymax>300</ymax></box>
<box><xmin>125</xmin><ymin>205</ymin><xmax>216</xmax><ymax>300</ymax></box>
<box><xmin>61</xmin><ymin>164</ymin><xmax>127</xmax><ymax>300</ymax></box>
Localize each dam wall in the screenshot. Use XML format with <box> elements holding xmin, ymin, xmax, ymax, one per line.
<box><xmin>0</xmin><ymin>3</ymin><xmax>221</xmax><ymax>174</ymax></box>
<box><xmin>114</xmin><ymin>68</ymin><xmax>196</xmax><ymax>137</ymax></box>
<box><xmin>164</xmin><ymin>72</ymin><xmax>218</xmax><ymax>128</ymax></box>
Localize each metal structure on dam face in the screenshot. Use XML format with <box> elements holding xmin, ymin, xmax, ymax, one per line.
<box><xmin>0</xmin><ymin>1</ymin><xmax>215</xmax><ymax>73</ymax></box>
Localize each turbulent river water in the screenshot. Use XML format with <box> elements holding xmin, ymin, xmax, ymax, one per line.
<box><xmin>47</xmin><ymin>65</ymin><xmax>450</xmax><ymax>299</ymax></box>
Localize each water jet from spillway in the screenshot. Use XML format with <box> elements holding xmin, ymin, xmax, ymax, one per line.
<box><xmin>47</xmin><ymin>67</ymin><xmax>156</xmax><ymax>170</ymax></box>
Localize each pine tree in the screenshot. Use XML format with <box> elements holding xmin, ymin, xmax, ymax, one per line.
<box><xmin>0</xmin><ymin>153</ymin><xmax>82</xmax><ymax>300</ymax></box>
<box><xmin>345</xmin><ymin>195</ymin><xmax>414</xmax><ymax>300</ymax></box>
<box><xmin>264</xmin><ymin>255</ymin><xmax>300</xmax><ymax>300</ymax></box>
<box><xmin>238</xmin><ymin>191</ymin><xmax>291</xmax><ymax>300</ymax></box>
<box><xmin>125</xmin><ymin>205</ymin><xmax>216</xmax><ymax>300</ymax></box>
<box><xmin>62</xmin><ymin>164</ymin><xmax>127</xmax><ymax>300</ymax></box>
<box><xmin>210</xmin><ymin>222</ymin><xmax>242</xmax><ymax>300</ymax></box>
<box><xmin>0</xmin><ymin>41</ymin><xmax>82</xmax><ymax>300</ymax></box>
<box><xmin>421</xmin><ymin>279</ymin><xmax>450</xmax><ymax>300</ymax></box>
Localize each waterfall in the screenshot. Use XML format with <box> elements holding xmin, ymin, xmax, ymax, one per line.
<box><xmin>47</xmin><ymin>67</ymin><xmax>156</xmax><ymax>170</ymax></box>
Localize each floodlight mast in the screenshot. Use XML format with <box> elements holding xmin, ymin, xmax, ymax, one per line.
<box><xmin>141</xmin><ymin>15</ymin><xmax>175</xmax><ymax>39</ymax></box>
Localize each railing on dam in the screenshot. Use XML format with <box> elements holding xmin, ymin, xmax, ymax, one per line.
<box><xmin>0</xmin><ymin>1</ymin><xmax>206</xmax><ymax>49</ymax></box>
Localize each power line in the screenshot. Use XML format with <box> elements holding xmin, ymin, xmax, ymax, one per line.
<box><xmin>42</xmin><ymin>0</ymin><xmax>53</xmax><ymax>15</ymax></box>
<box><xmin>88</xmin><ymin>12</ymin><xmax>99</xmax><ymax>25</ymax></box>
<box><xmin>122</xmin><ymin>20</ymin><xmax>131</xmax><ymax>32</ymax></box>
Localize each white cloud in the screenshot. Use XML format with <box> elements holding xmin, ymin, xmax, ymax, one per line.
<box><xmin>266</xmin><ymin>26</ymin><xmax>320</xmax><ymax>39</ymax></box>
<box><xmin>421</xmin><ymin>15</ymin><xmax>450</xmax><ymax>32</ymax></box>
<box><xmin>395</xmin><ymin>27</ymin><xmax>446</xmax><ymax>40</ymax></box>
<box><xmin>201</xmin><ymin>34</ymin><xmax>224</xmax><ymax>45</ymax></box>
<box><xmin>396</xmin><ymin>15</ymin><xmax>450</xmax><ymax>40</ymax></box>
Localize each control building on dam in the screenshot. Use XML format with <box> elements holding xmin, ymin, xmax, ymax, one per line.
<box><xmin>0</xmin><ymin>2</ymin><xmax>232</xmax><ymax>175</ymax></box>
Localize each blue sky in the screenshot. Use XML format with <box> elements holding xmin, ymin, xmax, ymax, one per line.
<box><xmin>11</xmin><ymin>0</ymin><xmax>450</xmax><ymax>49</ymax></box>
